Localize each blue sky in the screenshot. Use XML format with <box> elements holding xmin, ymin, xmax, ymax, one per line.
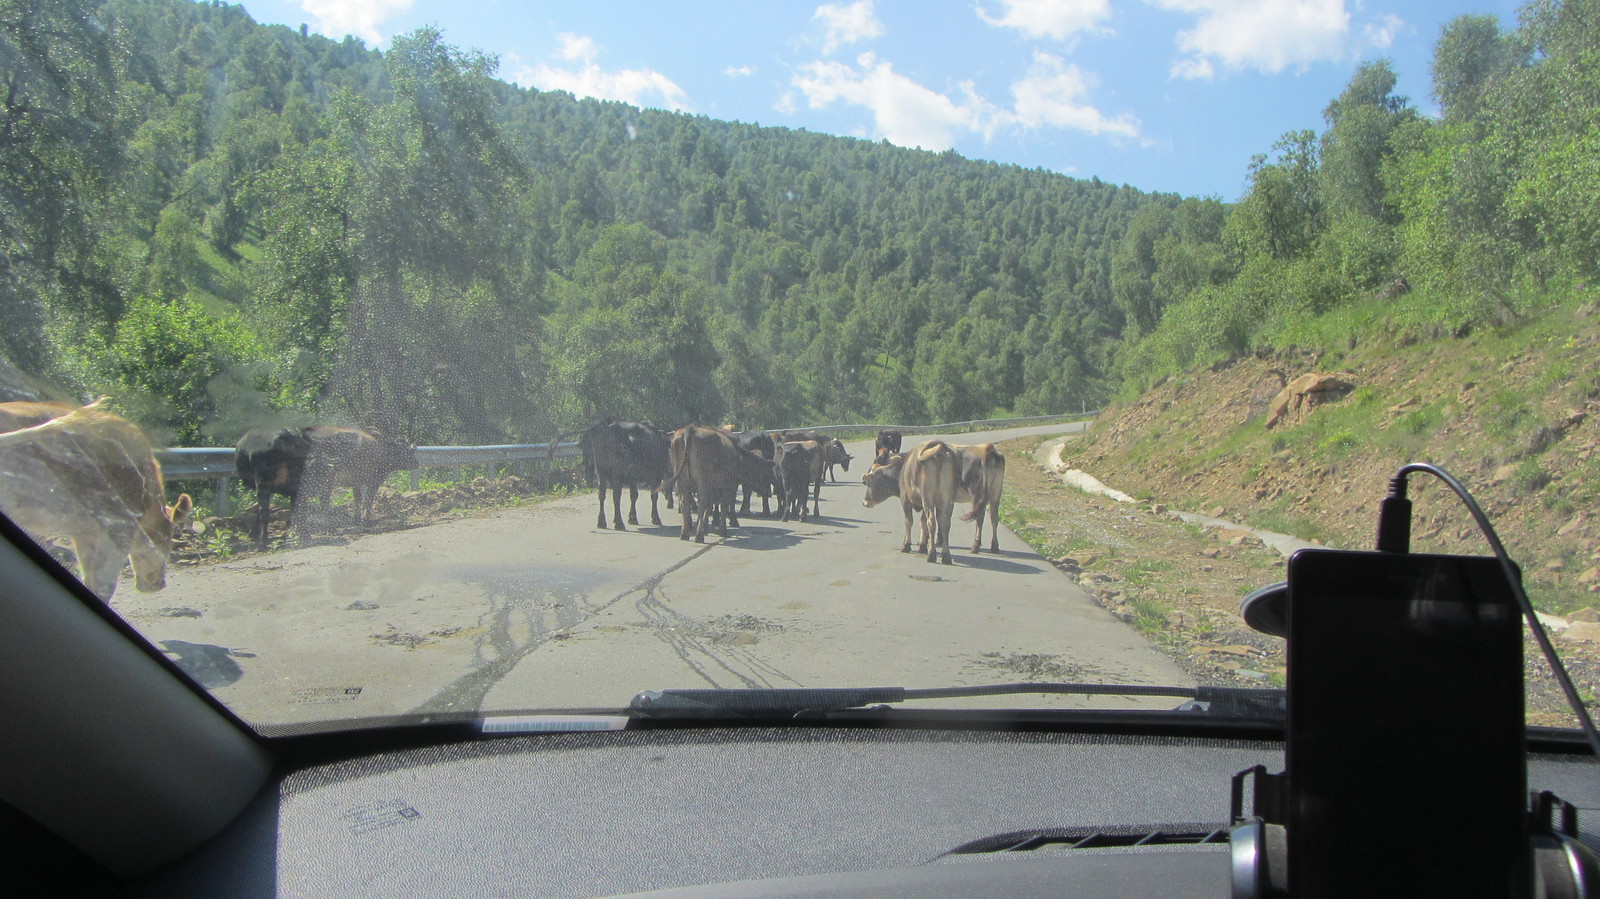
<box><xmin>235</xmin><ymin>0</ymin><xmax>1523</xmax><ymax>201</ymax></box>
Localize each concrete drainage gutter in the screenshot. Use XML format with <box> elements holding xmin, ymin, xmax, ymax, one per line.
<box><xmin>1034</xmin><ymin>435</ymin><xmax>1322</xmax><ymax>559</ymax></box>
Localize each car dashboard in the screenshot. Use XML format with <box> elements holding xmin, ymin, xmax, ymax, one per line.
<box><xmin>92</xmin><ymin>724</ymin><xmax>1598</xmax><ymax>898</ymax></box>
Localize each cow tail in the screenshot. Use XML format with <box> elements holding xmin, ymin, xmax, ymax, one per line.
<box><xmin>958</xmin><ymin>454</ymin><xmax>983</xmax><ymax>521</ymax></box>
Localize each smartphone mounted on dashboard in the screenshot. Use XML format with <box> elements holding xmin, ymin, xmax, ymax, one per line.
<box><xmin>1230</xmin><ymin>548</ymin><xmax>1596</xmax><ymax>898</ymax></box>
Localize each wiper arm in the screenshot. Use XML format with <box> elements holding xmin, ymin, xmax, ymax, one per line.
<box><xmin>627</xmin><ymin>683</ymin><xmax>1283</xmax><ymax>719</ymax></box>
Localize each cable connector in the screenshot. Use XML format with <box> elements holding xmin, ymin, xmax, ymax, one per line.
<box><xmin>1374</xmin><ymin>471</ymin><xmax>1411</xmax><ymax>553</ymax></box>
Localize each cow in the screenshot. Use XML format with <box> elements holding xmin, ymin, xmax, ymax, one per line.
<box><xmin>235</xmin><ymin>427</ymin><xmax>313</xmax><ymax>547</ymax></box>
<box><xmin>669</xmin><ymin>425</ymin><xmax>745</xmax><ymax>543</ymax></box>
<box><xmin>295</xmin><ymin>426</ymin><xmax>417</xmax><ymax>533</ymax></box>
<box><xmin>861</xmin><ymin>440</ymin><xmax>958</xmax><ymax>564</ymax></box>
<box><xmin>774</xmin><ymin>440</ymin><xmax>819</xmax><ymax>522</ymax></box>
<box><xmin>861</xmin><ymin>441</ymin><xmax>1006</xmax><ymax>554</ymax></box>
<box><xmin>579</xmin><ymin>420</ymin><xmax>672</xmax><ymax>531</ymax></box>
<box><xmin>875</xmin><ymin>429</ymin><xmax>902</xmax><ymax>458</ymax></box>
<box><xmin>773</xmin><ymin>430</ymin><xmax>851</xmax><ymax>482</ymax></box>
<box><xmin>823</xmin><ymin>438</ymin><xmax>852</xmax><ymax>482</ymax></box>
<box><xmin>734</xmin><ymin>431</ymin><xmax>783</xmax><ymax>517</ymax></box>
<box><xmin>777</xmin><ymin>439</ymin><xmax>830</xmax><ymax>519</ymax></box>
<box><xmin>951</xmin><ymin>443</ymin><xmax>1007</xmax><ymax>554</ymax></box>
<box><xmin>0</xmin><ymin>400</ymin><xmax>193</xmax><ymax>600</ymax></box>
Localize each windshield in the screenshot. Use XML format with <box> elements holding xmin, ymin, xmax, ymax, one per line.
<box><xmin>1</xmin><ymin>0</ymin><xmax>1594</xmax><ymax>737</ymax></box>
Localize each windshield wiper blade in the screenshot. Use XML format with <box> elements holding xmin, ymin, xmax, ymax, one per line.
<box><xmin>627</xmin><ymin>683</ymin><xmax>1284</xmax><ymax>718</ymax></box>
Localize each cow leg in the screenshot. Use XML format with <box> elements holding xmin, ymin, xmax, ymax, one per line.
<box><xmin>256</xmin><ymin>483</ymin><xmax>273</xmax><ymax>547</ymax></box>
<box><xmin>938</xmin><ymin>503</ymin><xmax>954</xmax><ymax>565</ymax></box>
<box><xmin>989</xmin><ymin>502</ymin><xmax>1001</xmax><ymax>553</ymax></box>
<box><xmin>811</xmin><ymin>481</ymin><xmax>822</xmax><ymax>519</ymax></box>
<box><xmin>72</xmin><ymin>533</ymin><xmax>125</xmax><ymax>601</ymax></box>
<box><xmin>900</xmin><ymin>499</ymin><xmax>915</xmax><ymax>553</ymax></box>
<box><xmin>971</xmin><ymin>501</ymin><xmax>985</xmax><ymax>554</ymax></box>
<box><xmin>679</xmin><ymin>483</ymin><xmax>695</xmax><ymax>541</ymax></box>
<box><xmin>627</xmin><ymin>485</ymin><xmax>640</xmax><ymax>526</ymax></box>
<box><xmin>650</xmin><ymin>489</ymin><xmax>663</xmax><ymax>526</ymax></box>
<box><xmin>612</xmin><ymin>479</ymin><xmax>626</xmax><ymax>531</ymax></box>
<box><xmin>596</xmin><ymin>482</ymin><xmax>608</xmax><ymax>530</ymax></box>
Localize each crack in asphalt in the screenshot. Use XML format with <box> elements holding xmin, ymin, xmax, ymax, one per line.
<box><xmin>408</xmin><ymin>541</ymin><xmax>726</xmax><ymax>715</ymax></box>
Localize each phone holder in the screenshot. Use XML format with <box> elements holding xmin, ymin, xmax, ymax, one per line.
<box><xmin>1229</xmin><ymin>549</ymin><xmax>1597</xmax><ymax>898</ymax></box>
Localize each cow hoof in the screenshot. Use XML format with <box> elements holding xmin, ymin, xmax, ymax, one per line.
<box><xmin>628</xmin><ymin>516</ymin><xmax>639</xmax><ymax>526</ymax></box>
<box><xmin>695</xmin><ymin>536</ymin><xmax>706</xmax><ymax>544</ymax></box>
<box><xmin>652</xmin><ymin>516</ymin><xmax>662</xmax><ymax>526</ymax></box>
<box><xmin>614</xmin><ymin>522</ymin><xmax>626</xmax><ymax>532</ymax></box>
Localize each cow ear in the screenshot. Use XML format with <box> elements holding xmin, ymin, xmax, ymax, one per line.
<box><xmin>170</xmin><ymin>493</ymin><xmax>193</xmax><ymax>524</ymax></box>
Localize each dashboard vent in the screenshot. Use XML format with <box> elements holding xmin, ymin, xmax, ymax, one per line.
<box><xmin>948</xmin><ymin>823</ymin><xmax>1230</xmax><ymax>854</ymax></box>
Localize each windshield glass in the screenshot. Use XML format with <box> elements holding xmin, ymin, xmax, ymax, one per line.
<box><xmin>1</xmin><ymin>0</ymin><xmax>1594</xmax><ymax>735</ymax></box>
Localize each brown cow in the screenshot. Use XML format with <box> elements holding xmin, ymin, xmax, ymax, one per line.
<box><xmin>294</xmin><ymin>426</ymin><xmax>417</xmax><ymax>536</ymax></box>
<box><xmin>862</xmin><ymin>441</ymin><xmax>1006</xmax><ymax>554</ymax></box>
<box><xmin>669</xmin><ymin>426</ymin><xmax>744</xmax><ymax>543</ymax></box>
<box><xmin>861</xmin><ymin>440</ymin><xmax>958</xmax><ymax>564</ymax></box>
<box><xmin>951</xmin><ymin>443</ymin><xmax>1006</xmax><ymax>554</ymax></box>
<box><xmin>0</xmin><ymin>401</ymin><xmax>193</xmax><ymax>600</ymax></box>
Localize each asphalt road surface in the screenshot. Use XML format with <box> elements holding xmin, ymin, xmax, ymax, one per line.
<box><xmin>113</xmin><ymin>422</ymin><xmax>1194</xmax><ymax>727</ymax></box>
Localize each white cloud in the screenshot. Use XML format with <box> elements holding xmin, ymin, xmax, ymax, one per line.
<box><xmin>1001</xmin><ymin>52</ymin><xmax>1143</xmax><ymax>141</ymax></box>
<box><xmin>813</xmin><ymin>1</ymin><xmax>885</xmax><ymax>55</ymax></box>
<box><xmin>789</xmin><ymin>49</ymin><xmax>1140</xmax><ymax>151</ymax></box>
<box><xmin>1153</xmin><ymin>0</ymin><xmax>1352</xmax><ymax>79</ymax></box>
<box><xmin>507</xmin><ymin>34</ymin><xmax>691</xmax><ymax>112</ymax></box>
<box><xmin>725</xmin><ymin>65</ymin><xmax>756</xmax><ymax>77</ymax></box>
<box><xmin>1363</xmin><ymin>13</ymin><xmax>1405</xmax><ymax>50</ymax></box>
<box><xmin>976</xmin><ymin>0</ymin><xmax>1113</xmax><ymax>41</ymax></box>
<box><xmin>793</xmin><ymin>53</ymin><xmax>985</xmax><ymax>150</ymax></box>
<box><xmin>294</xmin><ymin>0</ymin><xmax>413</xmax><ymax>45</ymax></box>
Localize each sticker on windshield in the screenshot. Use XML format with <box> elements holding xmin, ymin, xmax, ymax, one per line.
<box><xmin>480</xmin><ymin>716</ymin><xmax>629</xmax><ymax>733</ymax></box>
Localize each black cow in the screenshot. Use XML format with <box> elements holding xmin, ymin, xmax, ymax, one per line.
<box><xmin>579</xmin><ymin>420</ymin><xmax>672</xmax><ymax>530</ymax></box>
<box><xmin>774</xmin><ymin>441</ymin><xmax>819</xmax><ymax>522</ymax></box>
<box><xmin>773</xmin><ymin>430</ymin><xmax>851</xmax><ymax>482</ymax></box>
<box><xmin>735</xmin><ymin>431</ymin><xmax>783</xmax><ymax>517</ymax></box>
<box><xmin>236</xmin><ymin>427</ymin><xmax>313</xmax><ymax>548</ymax></box>
<box><xmin>875</xmin><ymin>429</ymin><xmax>902</xmax><ymax>457</ymax></box>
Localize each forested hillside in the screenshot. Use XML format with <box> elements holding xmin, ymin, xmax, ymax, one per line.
<box><xmin>1118</xmin><ymin>0</ymin><xmax>1600</xmax><ymax>385</ymax></box>
<box><xmin>7</xmin><ymin>0</ymin><xmax>1596</xmax><ymax>451</ymax></box>
<box><xmin>2</xmin><ymin>0</ymin><xmax>1200</xmax><ymax>446</ymax></box>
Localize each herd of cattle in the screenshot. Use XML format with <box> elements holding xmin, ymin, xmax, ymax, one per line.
<box><xmin>578</xmin><ymin>420</ymin><xmax>1006</xmax><ymax>563</ymax></box>
<box><xmin>0</xmin><ymin>400</ymin><xmax>1010</xmax><ymax>602</ymax></box>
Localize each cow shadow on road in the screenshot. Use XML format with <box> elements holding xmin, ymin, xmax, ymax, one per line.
<box><xmin>160</xmin><ymin>640</ymin><xmax>254</xmax><ymax>689</ymax></box>
<box><xmin>949</xmin><ymin>553</ymin><xmax>1046</xmax><ymax>575</ymax></box>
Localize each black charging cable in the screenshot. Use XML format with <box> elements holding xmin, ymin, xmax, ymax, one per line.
<box><xmin>1377</xmin><ymin>462</ymin><xmax>1600</xmax><ymax>758</ymax></box>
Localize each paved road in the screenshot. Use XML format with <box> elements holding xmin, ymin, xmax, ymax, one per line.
<box><xmin>114</xmin><ymin>422</ymin><xmax>1193</xmax><ymax>727</ymax></box>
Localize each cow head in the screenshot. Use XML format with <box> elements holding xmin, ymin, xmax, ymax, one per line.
<box><xmin>861</xmin><ymin>455</ymin><xmax>903</xmax><ymax>508</ymax></box>
<box><xmin>130</xmin><ymin>492</ymin><xmax>193</xmax><ymax>592</ymax></box>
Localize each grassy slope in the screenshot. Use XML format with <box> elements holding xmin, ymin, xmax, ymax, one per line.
<box><xmin>1073</xmin><ymin>292</ymin><xmax>1600</xmax><ymax>617</ymax></box>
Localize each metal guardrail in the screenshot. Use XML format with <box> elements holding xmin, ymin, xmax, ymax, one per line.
<box><xmin>155</xmin><ymin>411</ymin><xmax>1095</xmax><ymax>514</ymax></box>
<box><xmin>765</xmin><ymin>411</ymin><xmax>1099</xmax><ymax>437</ymax></box>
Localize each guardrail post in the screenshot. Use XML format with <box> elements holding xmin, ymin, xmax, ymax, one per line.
<box><xmin>215</xmin><ymin>476</ymin><xmax>230</xmax><ymax>516</ymax></box>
